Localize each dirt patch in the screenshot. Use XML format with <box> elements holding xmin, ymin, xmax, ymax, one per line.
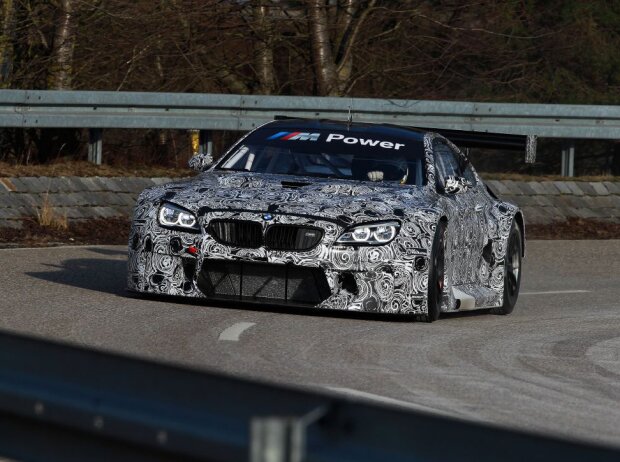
<box><xmin>1</xmin><ymin>217</ymin><xmax>619</xmax><ymax>248</ymax></box>
<box><xmin>0</xmin><ymin>218</ymin><xmax>131</xmax><ymax>248</ymax></box>
<box><xmin>0</xmin><ymin>161</ymin><xmax>193</xmax><ymax>178</ymax></box>
<box><xmin>527</xmin><ymin>218</ymin><xmax>620</xmax><ymax>240</ymax></box>
<box><xmin>480</xmin><ymin>172</ymin><xmax>620</xmax><ymax>182</ymax></box>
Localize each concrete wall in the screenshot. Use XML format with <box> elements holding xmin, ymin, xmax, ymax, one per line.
<box><xmin>0</xmin><ymin>177</ymin><xmax>174</xmax><ymax>228</ymax></box>
<box><xmin>485</xmin><ymin>179</ymin><xmax>620</xmax><ymax>224</ymax></box>
<box><xmin>1</xmin><ymin>176</ymin><xmax>619</xmax><ymax>229</ymax></box>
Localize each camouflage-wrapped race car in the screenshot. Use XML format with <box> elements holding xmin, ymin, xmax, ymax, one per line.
<box><xmin>128</xmin><ymin>119</ymin><xmax>528</xmax><ymax>322</ymax></box>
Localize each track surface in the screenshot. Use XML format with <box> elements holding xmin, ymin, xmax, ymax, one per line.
<box><xmin>1</xmin><ymin>241</ymin><xmax>619</xmax><ymax>447</ymax></box>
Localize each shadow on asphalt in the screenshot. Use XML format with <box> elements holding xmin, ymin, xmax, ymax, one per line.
<box><xmin>26</xmin><ymin>258</ymin><xmax>127</xmax><ymax>296</ymax></box>
<box><xmin>131</xmin><ymin>291</ymin><xmax>491</xmax><ymax>323</ymax></box>
<box><xmin>23</xmin><ymin>253</ymin><xmax>420</xmax><ymax>322</ymax></box>
<box><xmin>26</xmin><ymin>250</ymin><xmax>491</xmax><ymax>323</ymax></box>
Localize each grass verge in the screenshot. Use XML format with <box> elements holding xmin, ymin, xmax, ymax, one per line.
<box><xmin>479</xmin><ymin>173</ymin><xmax>620</xmax><ymax>182</ymax></box>
<box><xmin>0</xmin><ymin>161</ymin><xmax>193</xmax><ymax>178</ymax></box>
<box><xmin>0</xmin><ymin>217</ymin><xmax>130</xmax><ymax>248</ymax></box>
<box><xmin>526</xmin><ymin>218</ymin><xmax>620</xmax><ymax>240</ymax></box>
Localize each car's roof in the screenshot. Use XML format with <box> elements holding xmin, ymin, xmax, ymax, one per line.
<box><xmin>263</xmin><ymin>118</ymin><xmax>428</xmax><ymax>141</ymax></box>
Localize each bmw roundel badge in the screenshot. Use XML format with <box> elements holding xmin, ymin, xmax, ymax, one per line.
<box><xmin>263</xmin><ymin>213</ymin><xmax>273</xmax><ymax>221</ymax></box>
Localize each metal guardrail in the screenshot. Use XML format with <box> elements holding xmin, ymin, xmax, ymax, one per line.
<box><xmin>0</xmin><ymin>329</ymin><xmax>618</xmax><ymax>462</ymax></box>
<box><xmin>1</xmin><ymin>90</ymin><xmax>619</xmax><ymax>173</ymax></box>
<box><xmin>1</xmin><ymin>90</ymin><xmax>619</xmax><ymax>138</ymax></box>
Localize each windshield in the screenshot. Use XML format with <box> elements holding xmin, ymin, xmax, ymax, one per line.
<box><xmin>216</xmin><ymin>127</ymin><xmax>426</xmax><ymax>186</ymax></box>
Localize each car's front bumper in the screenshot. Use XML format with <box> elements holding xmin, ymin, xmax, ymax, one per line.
<box><xmin>127</xmin><ymin>211</ymin><xmax>433</xmax><ymax>315</ymax></box>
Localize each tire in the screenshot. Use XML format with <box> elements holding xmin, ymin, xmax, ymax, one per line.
<box><xmin>492</xmin><ymin>220</ymin><xmax>522</xmax><ymax>315</ymax></box>
<box><xmin>424</xmin><ymin>220</ymin><xmax>446</xmax><ymax>323</ymax></box>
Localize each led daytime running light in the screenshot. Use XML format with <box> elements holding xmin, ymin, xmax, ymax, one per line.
<box><xmin>336</xmin><ymin>221</ymin><xmax>400</xmax><ymax>245</ymax></box>
<box><xmin>158</xmin><ymin>203</ymin><xmax>199</xmax><ymax>231</ymax></box>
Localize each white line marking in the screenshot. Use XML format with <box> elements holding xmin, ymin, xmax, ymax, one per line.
<box><xmin>521</xmin><ymin>290</ymin><xmax>590</xmax><ymax>296</ymax></box>
<box><xmin>323</xmin><ymin>386</ymin><xmax>443</xmax><ymax>414</ymax></box>
<box><xmin>218</xmin><ymin>322</ymin><xmax>256</xmax><ymax>341</ymax></box>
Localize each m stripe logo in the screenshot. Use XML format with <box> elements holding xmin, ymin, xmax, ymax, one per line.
<box><xmin>267</xmin><ymin>131</ymin><xmax>320</xmax><ymax>141</ymax></box>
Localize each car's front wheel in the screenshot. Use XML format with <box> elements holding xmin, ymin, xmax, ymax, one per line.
<box><xmin>423</xmin><ymin>220</ymin><xmax>446</xmax><ymax>323</ymax></box>
<box><xmin>492</xmin><ymin>220</ymin><xmax>522</xmax><ymax>315</ymax></box>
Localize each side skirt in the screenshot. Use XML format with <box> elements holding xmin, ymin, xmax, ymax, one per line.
<box><xmin>451</xmin><ymin>285</ymin><xmax>502</xmax><ymax>311</ymax></box>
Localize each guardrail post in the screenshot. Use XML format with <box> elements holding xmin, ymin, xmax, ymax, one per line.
<box><xmin>250</xmin><ymin>406</ymin><xmax>327</xmax><ymax>462</ymax></box>
<box><xmin>526</xmin><ymin>135</ymin><xmax>537</xmax><ymax>163</ymax></box>
<box><xmin>561</xmin><ymin>141</ymin><xmax>575</xmax><ymax>177</ymax></box>
<box><xmin>199</xmin><ymin>130</ymin><xmax>212</xmax><ymax>156</ymax></box>
<box><xmin>250</xmin><ymin>417</ymin><xmax>304</xmax><ymax>462</ymax></box>
<box><xmin>87</xmin><ymin>128</ymin><xmax>102</xmax><ymax>165</ymax></box>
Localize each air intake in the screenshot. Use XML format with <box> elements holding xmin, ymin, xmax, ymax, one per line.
<box><xmin>265</xmin><ymin>225</ymin><xmax>323</xmax><ymax>251</ymax></box>
<box><xmin>208</xmin><ymin>219</ymin><xmax>263</xmax><ymax>248</ymax></box>
<box><xmin>197</xmin><ymin>260</ymin><xmax>331</xmax><ymax>305</ymax></box>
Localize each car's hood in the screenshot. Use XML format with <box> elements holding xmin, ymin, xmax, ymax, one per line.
<box><xmin>147</xmin><ymin>171</ymin><xmax>438</xmax><ymax>224</ymax></box>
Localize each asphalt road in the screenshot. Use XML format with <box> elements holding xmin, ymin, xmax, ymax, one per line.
<box><xmin>1</xmin><ymin>240</ymin><xmax>619</xmax><ymax>448</ymax></box>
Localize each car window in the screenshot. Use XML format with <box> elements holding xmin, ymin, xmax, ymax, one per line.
<box><xmin>462</xmin><ymin>163</ymin><xmax>478</xmax><ymax>185</ymax></box>
<box><xmin>217</xmin><ymin>128</ymin><xmax>427</xmax><ymax>186</ymax></box>
<box><xmin>450</xmin><ymin>145</ymin><xmax>478</xmax><ymax>186</ymax></box>
<box><xmin>434</xmin><ymin>140</ymin><xmax>462</xmax><ymax>188</ymax></box>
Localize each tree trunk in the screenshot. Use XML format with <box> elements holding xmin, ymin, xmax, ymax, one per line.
<box><xmin>307</xmin><ymin>0</ymin><xmax>340</xmax><ymax>96</ymax></box>
<box><xmin>253</xmin><ymin>1</ymin><xmax>276</xmax><ymax>94</ymax></box>
<box><xmin>307</xmin><ymin>0</ymin><xmax>375</xmax><ymax>96</ymax></box>
<box><xmin>0</xmin><ymin>0</ymin><xmax>15</xmax><ymax>87</ymax></box>
<box><xmin>335</xmin><ymin>0</ymin><xmax>375</xmax><ymax>92</ymax></box>
<box><xmin>48</xmin><ymin>0</ymin><xmax>77</xmax><ymax>90</ymax></box>
<box><xmin>214</xmin><ymin>66</ymin><xmax>251</xmax><ymax>95</ymax></box>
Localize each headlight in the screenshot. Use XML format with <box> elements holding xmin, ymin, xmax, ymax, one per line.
<box><xmin>336</xmin><ymin>221</ymin><xmax>400</xmax><ymax>245</ymax></box>
<box><xmin>158</xmin><ymin>202</ymin><xmax>200</xmax><ymax>232</ymax></box>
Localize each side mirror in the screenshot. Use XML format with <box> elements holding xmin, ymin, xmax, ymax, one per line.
<box><xmin>188</xmin><ymin>153</ymin><xmax>214</xmax><ymax>172</ymax></box>
<box><xmin>444</xmin><ymin>176</ymin><xmax>471</xmax><ymax>194</ymax></box>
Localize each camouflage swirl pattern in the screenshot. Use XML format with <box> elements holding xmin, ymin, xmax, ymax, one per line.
<box><xmin>128</xmin><ymin>121</ymin><xmax>523</xmax><ymax>319</ymax></box>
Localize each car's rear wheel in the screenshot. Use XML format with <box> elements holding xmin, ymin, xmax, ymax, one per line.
<box><xmin>424</xmin><ymin>220</ymin><xmax>446</xmax><ymax>323</ymax></box>
<box><xmin>492</xmin><ymin>221</ymin><xmax>522</xmax><ymax>315</ymax></box>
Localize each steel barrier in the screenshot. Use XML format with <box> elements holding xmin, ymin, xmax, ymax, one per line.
<box><xmin>0</xmin><ymin>329</ymin><xmax>618</xmax><ymax>462</ymax></box>
<box><xmin>1</xmin><ymin>90</ymin><xmax>619</xmax><ymax>173</ymax></box>
<box><xmin>0</xmin><ymin>90</ymin><xmax>619</xmax><ymax>137</ymax></box>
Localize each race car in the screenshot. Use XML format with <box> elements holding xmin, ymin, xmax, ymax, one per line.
<box><xmin>127</xmin><ymin>119</ymin><xmax>527</xmax><ymax>321</ymax></box>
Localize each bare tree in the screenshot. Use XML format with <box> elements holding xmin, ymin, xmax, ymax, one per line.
<box><xmin>252</xmin><ymin>0</ymin><xmax>276</xmax><ymax>94</ymax></box>
<box><xmin>47</xmin><ymin>0</ymin><xmax>77</xmax><ymax>89</ymax></box>
<box><xmin>307</xmin><ymin>0</ymin><xmax>338</xmax><ymax>95</ymax></box>
<box><xmin>307</xmin><ymin>0</ymin><xmax>376</xmax><ymax>96</ymax></box>
<box><xmin>0</xmin><ymin>0</ymin><xmax>16</xmax><ymax>87</ymax></box>
<box><xmin>3</xmin><ymin>0</ymin><xmax>620</xmax><ymax>167</ymax></box>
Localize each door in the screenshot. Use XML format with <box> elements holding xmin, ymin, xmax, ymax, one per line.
<box><xmin>460</xmin><ymin>158</ymin><xmax>494</xmax><ymax>287</ymax></box>
<box><xmin>433</xmin><ymin>139</ymin><xmax>482</xmax><ymax>286</ymax></box>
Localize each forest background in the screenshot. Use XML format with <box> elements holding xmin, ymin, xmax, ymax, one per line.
<box><xmin>1</xmin><ymin>0</ymin><xmax>619</xmax><ymax>175</ymax></box>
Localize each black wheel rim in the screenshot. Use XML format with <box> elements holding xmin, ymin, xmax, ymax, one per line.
<box><xmin>506</xmin><ymin>233</ymin><xmax>520</xmax><ymax>298</ymax></box>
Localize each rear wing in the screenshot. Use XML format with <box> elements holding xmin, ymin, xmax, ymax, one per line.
<box><xmin>418</xmin><ymin>127</ymin><xmax>537</xmax><ymax>163</ymax></box>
